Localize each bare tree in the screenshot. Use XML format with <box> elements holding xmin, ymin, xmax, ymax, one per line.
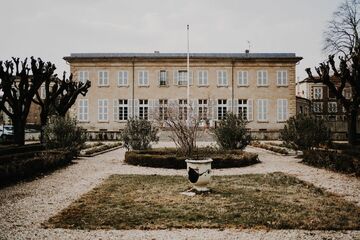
<box><xmin>0</xmin><ymin>57</ymin><xmax>55</xmax><ymax>145</ymax></box>
<box><xmin>323</xmin><ymin>0</ymin><xmax>360</xmax><ymax>58</ymax></box>
<box><xmin>307</xmin><ymin>0</ymin><xmax>360</xmax><ymax>145</ymax></box>
<box><xmin>32</xmin><ymin>72</ymin><xmax>91</xmax><ymax>143</ymax></box>
<box><xmin>156</xmin><ymin>104</ymin><xmax>199</xmax><ymax>157</ymax></box>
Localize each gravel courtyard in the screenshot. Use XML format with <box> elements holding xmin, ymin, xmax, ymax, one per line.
<box><xmin>1</xmin><ymin>142</ymin><xmax>360</xmax><ymax>240</ymax></box>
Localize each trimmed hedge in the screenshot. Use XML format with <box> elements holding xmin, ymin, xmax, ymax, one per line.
<box><xmin>302</xmin><ymin>150</ymin><xmax>360</xmax><ymax>176</ymax></box>
<box><xmin>251</xmin><ymin>142</ymin><xmax>289</xmax><ymax>155</ymax></box>
<box><xmin>81</xmin><ymin>142</ymin><xmax>122</xmax><ymax>156</ymax></box>
<box><xmin>124</xmin><ymin>148</ymin><xmax>259</xmax><ymax>169</ymax></box>
<box><xmin>0</xmin><ymin>149</ymin><xmax>74</xmax><ymax>187</ymax></box>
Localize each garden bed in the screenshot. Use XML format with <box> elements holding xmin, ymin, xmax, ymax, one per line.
<box><xmin>45</xmin><ymin>173</ymin><xmax>360</xmax><ymax>230</ymax></box>
<box><xmin>250</xmin><ymin>141</ymin><xmax>290</xmax><ymax>155</ymax></box>
<box><xmin>302</xmin><ymin>149</ymin><xmax>360</xmax><ymax>176</ymax></box>
<box><xmin>0</xmin><ymin>148</ymin><xmax>74</xmax><ymax>187</ymax></box>
<box><xmin>124</xmin><ymin>148</ymin><xmax>259</xmax><ymax>169</ymax></box>
<box><xmin>80</xmin><ymin>142</ymin><xmax>122</xmax><ymax>157</ymax></box>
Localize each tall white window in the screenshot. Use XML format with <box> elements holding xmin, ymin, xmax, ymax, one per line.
<box><xmin>178</xmin><ymin>70</ymin><xmax>188</xmax><ymax>86</ymax></box>
<box><xmin>159</xmin><ymin>99</ymin><xmax>168</xmax><ymax>120</ymax></box>
<box><xmin>198</xmin><ymin>70</ymin><xmax>208</xmax><ymax>86</ymax></box>
<box><xmin>139</xmin><ymin>99</ymin><xmax>148</xmax><ymax>120</ymax></box>
<box><xmin>179</xmin><ymin>99</ymin><xmax>187</xmax><ymax>120</ymax></box>
<box><xmin>257</xmin><ymin>99</ymin><xmax>268</xmax><ymax>121</ymax></box>
<box><xmin>238</xmin><ymin>71</ymin><xmax>248</xmax><ymax>86</ymax></box>
<box><xmin>257</xmin><ymin>70</ymin><xmax>268</xmax><ymax>86</ymax></box>
<box><xmin>159</xmin><ymin>70</ymin><xmax>168</xmax><ymax>86</ymax></box>
<box><xmin>118</xmin><ymin>71</ymin><xmax>128</xmax><ymax>86</ymax></box>
<box><xmin>313</xmin><ymin>87</ymin><xmax>323</xmax><ymax>99</ymax></box>
<box><xmin>238</xmin><ymin>99</ymin><xmax>248</xmax><ymax>120</ymax></box>
<box><xmin>98</xmin><ymin>71</ymin><xmax>109</xmax><ymax>86</ymax></box>
<box><xmin>40</xmin><ymin>86</ymin><xmax>46</xmax><ymax>99</ymax></box>
<box><xmin>98</xmin><ymin>99</ymin><xmax>108</xmax><ymax>121</ymax></box>
<box><xmin>78</xmin><ymin>71</ymin><xmax>89</xmax><ymax>84</ymax></box>
<box><xmin>328</xmin><ymin>102</ymin><xmax>337</xmax><ymax>113</ymax></box>
<box><xmin>118</xmin><ymin>99</ymin><xmax>128</xmax><ymax>120</ymax></box>
<box><xmin>313</xmin><ymin>102</ymin><xmax>323</xmax><ymax>113</ymax></box>
<box><xmin>277</xmin><ymin>99</ymin><xmax>288</xmax><ymax>122</ymax></box>
<box><xmin>78</xmin><ymin>99</ymin><xmax>88</xmax><ymax>121</ymax></box>
<box><xmin>217</xmin><ymin>99</ymin><xmax>227</xmax><ymax>120</ymax></box>
<box><xmin>277</xmin><ymin>70</ymin><xmax>288</xmax><ymax>86</ymax></box>
<box><xmin>217</xmin><ymin>70</ymin><xmax>228</xmax><ymax>86</ymax></box>
<box><xmin>198</xmin><ymin>99</ymin><xmax>208</xmax><ymax>120</ymax></box>
<box><xmin>138</xmin><ymin>71</ymin><xmax>149</xmax><ymax>86</ymax></box>
<box><xmin>343</xmin><ymin>88</ymin><xmax>351</xmax><ymax>99</ymax></box>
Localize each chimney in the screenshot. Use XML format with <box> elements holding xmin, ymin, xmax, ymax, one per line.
<box><xmin>154</xmin><ymin>51</ymin><xmax>160</xmax><ymax>54</ymax></box>
<box><xmin>245</xmin><ymin>49</ymin><xmax>250</xmax><ymax>54</ymax></box>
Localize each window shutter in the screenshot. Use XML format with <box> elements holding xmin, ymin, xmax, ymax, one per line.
<box><xmin>234</xmin><ymin>99</ymin><xmax>239</xmax><ymax>114</ymax></box>
<box><xmin>128</xmin><ymin>99</ymin><xmax>133</xmax><ymax>118</ymax></box>
<box><xmin>189</xmin><ymin>71</ymin><xmax>193</xmax><ymax>85</ymax></box>
<box><xmin>214</xmin><ymin>99</ymin><xmax>218</xmax><ymax>120</ymax></box>
<box><xmin>157</xmin><ymin>70</ymin><xmax>160</xmax><ymax>86</ymax></box>
<box><xmin>166</xmin><ymin>71</ymin><xmax>169</xmax><ymax>85</ymax></box>
<box><xmin>113</xmin><ymin>99</ymin><xmax>119</xmax><ymax>121</ymax></box>
<box><xmin>247</xmin><ymin>99</ymin><xmax>253</xmax><ymax>121</ymax></box>
<box><xmin>265</xmin><ymin>99</ymin><xmax>269</xmax><ymax>121</ymax></box>
<box><xmin>277</xmin><ymin>99</ymin><xmax>281</xmax><ymax>121</ymax></box>
<box><xmin>227</xmin><ymin>99</ymin><xmax>232</xmax><ymax>113</ymax></box>
<box><xmin>173</xmin><ymin>70</ymin><xmax>178</xmax><ymax>85</ymax></box>
<box><xmin>284</xmin><ymin>99</ymin><xmax>288</xmax><ymax>120</ymax></box>
<box><xmin>134</xmin><ymin>99</ymin><xmax>139</xmax><ymax>118</ymax></box>
<box><xmin>148</xmin><ymin>99</ymin><xmax>154</xmax><ymax>120</ymax></box>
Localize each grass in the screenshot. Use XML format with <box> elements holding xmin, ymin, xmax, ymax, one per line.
<box><xmin>45</xmin><ymin>173</ymin><xmax>360</xmax><ymax>230</ymax></box>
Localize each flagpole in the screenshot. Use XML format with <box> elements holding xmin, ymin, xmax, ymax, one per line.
<box><xmin>187</xmin><ymin>24</ymin><xmax>190</xmax><ymax>124</ymax></box>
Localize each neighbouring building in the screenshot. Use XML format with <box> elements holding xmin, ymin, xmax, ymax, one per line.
<box><xmin>64</xmin><ymin>52</ymin><xmax>302</xmax><ymax>139</ymax></box>
<box><xmin>296</xmin><ymin>77</ymin><xmax>360</xmax><ymax>139</ymax></box>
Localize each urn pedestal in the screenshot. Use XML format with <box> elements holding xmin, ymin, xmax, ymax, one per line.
<box><xmin>185</xmin><ymin>159</ymin><xmax>213</xmax><ymax>192</ymax></box>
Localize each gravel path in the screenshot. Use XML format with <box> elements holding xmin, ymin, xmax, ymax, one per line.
<box><xmin>0</xmin><ymin>142</ymin><xmax>359</xmax><ymax>240</ymax></box>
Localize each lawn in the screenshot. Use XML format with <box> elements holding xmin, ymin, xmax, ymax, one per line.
<box><xmin>45</xmin><ymin>173</ymin><xmax>360</xmax><ymax>230</ymax></box>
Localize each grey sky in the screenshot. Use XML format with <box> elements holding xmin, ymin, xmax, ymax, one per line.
<box><xmin>1</xmin><ymin>0</ymin><xmax>343</xmax><ymax>80</ymax></box>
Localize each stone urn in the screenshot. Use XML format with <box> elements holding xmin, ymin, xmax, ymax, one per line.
<box><xmin>185</xmin><ymin>159</ymin><xmax>213</xmax><ymax>192</ymax></box>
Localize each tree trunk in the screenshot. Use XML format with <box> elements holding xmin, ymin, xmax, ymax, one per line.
<box><xmin>40</xmin><ymin>112</ymin><xmax>47</xmax><ymax>144</ymax></box>
<box><xmin>13</xmin><ymin>118</ymin><xmax>25</xmax><ymax>146</ymax></box>
<box><xmin>348</xmin><ymin>109</ymin><xmax>358</xmax><ymax>145</ymax></box>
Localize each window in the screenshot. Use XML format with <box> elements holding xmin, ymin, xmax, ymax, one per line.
<box><xmin>328</xmin><ymin>102</ymin><xmax>337</xmax><ymax>113</ymax></box>
<box><xmin>178</xmin><ymin>70</ymin><xmax>188</xmax><ymax>86</ymax></box>
<box><xmin>118</xmin><ymin>71</ymin><xmax>128</xmax><ymax>86</ymax></box>
<box><xmin>139</xmin><ymin>99</ymin><xmax>148</xmax><ymax>120</ymax></box>
<box><xmin>277</xmin><ymin>99</ymin><xmax>288</xmax><ymax>122</ymax></box>
<box><xmin>78</xmin><ymin>71</ymin><xmax>89</xmax><ymax>84</ymax></box>
<box><xmin>238</xmin><ymin>99</ymin><xmax>248</xmax><ymax>120</ymax></box>
<box><xmin>179</xmin><ymin>99</ymin><xmax>188</xmax><ymax>120</ymax></box>
<box><xmin>78</xmin><ymin>99</ymin><xmax>88</xmax><ymax>121</ymax></box>
<box><xmin>40</xmin><ymin>86</ymin><xmax>46</xmax><ymax>99</ymax></box>
<box><xmin>138</xmin><ymin>71</ymin><xmax>149</xmax><ymax>86</ymax></box>
<box><xmin>198</xmin><ymin>99</ymin><xmax>208</xmax><ymax>120</ymax></box>
<box><xmin>98</xmin><ymin>71</ymin><xmax>109</xmax><ymax>86</ymax></box>
<box><xmin>238</xmin><ymin>71</ymin><xmax>248</xmax><ymax>86</ymax></box>
<box><xmin>217</xmin><ymin>70</ymin><xmax>228</xmax><ymax>86</ymax></box>
<box><xmin>343</xmin><ymin>88</ymin><xmax>351</xmax><ymax>99</ymax></box>
<box><xmin>159</xmin><ymin>70</ymin><xmax>167</xmax><ymax>86</ymax></box>
<box><xmin>313</xmin><ymin>87</ymin><xmax>323</xmax><ymax>99</ymax></box>
<box><xmin>217</xmin><ymin>99</ymin><xmax>227</xmax><ymax>120</ymax></box>
<box><xmin>118</xmin><ymin>99</ymin><xmax>128</xmax><ymax>120</ymax></box>
<box><xmin>198</xmin><ymin>70</ymin><xmax>208</xmax><ymax>86</ymax></box>
<box><xmin>313</xmin><ymin>102</ymin><xmax>323</xmax><ymax>113</ymax></box>
<box><xmin>257</xmin><ymin>70</ymin><xmax>268</xmax><ymax>86</ymax></box>
<box><xmin>98</xmin><ymin>99</ymin><xmax>108</xmax><ymax>121</ymax></box>
<box><xmin>159</xmin><ymin>99</ymin><xmax>168</xmax><ymax>120</ymax></box>
<box><xmin>257</xmin><ymin>99</ymin><xmax>268</xmax><ymax>121</ymax></box>
<box><xmin>277</xmin><ymin>70</ymin><xmax>288</xmax><ymax>86</ymax></box>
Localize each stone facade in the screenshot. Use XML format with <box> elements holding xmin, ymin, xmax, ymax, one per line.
<box><xmin>64</xmin><ymin>53</ymin><xmax>302</xmax><ymax>137</ymax></box>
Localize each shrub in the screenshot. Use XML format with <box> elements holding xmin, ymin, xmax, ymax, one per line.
<box><xmin>213</xmin><ymin>113</ymin><xmax>251</xmax><ymax>150</ymax></box>
<box><xmin>124</xmin><ymin>148</ymin><xmax>259</xmax><ymax>169</ymax></box>
<box><xmin>302</xmin><ymin>150</ymin><xmax>360</xmax><ymax>176</ymax></box>
<box><xmin>280</xmin><ymin>115</ymin><xmax>331</xmax><ymax>151</ymax></box>
<box><xmin>43</xmin><ymin>116</ymin><xmax>87</xmax><ymax>156</ymax></box>
<box><xmin>120</xmin><ymin>118</ymin><xmax>159</xmax><ymax>150</ymax></box>
<box><xmin>251</xmin><ymin>141</ymin><xmax>289</xmax><ymax>155</ymax></box>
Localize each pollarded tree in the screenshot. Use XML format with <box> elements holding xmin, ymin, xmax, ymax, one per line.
<box><xmin>306</xmin><ymin>0</ymin><xmax>360</xmax><ymax>145</ymax></box>
<box><xmin>0</xmin><ymin>57</ymin><xmax>55</xmax><ymax>145</ymax></box>
<box><xmin>32</xmin><ymin>71</ymin><xmax>91</xmax><ymax>143</ymax></box>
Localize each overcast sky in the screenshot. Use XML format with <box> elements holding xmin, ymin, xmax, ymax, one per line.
<box><xmin>1</xmin><ymin>0</ymin><xmax>343</xmax><ymax>80</ymax></box>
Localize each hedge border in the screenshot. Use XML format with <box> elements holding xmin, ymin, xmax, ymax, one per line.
<box><xmin>124</xmin><ymin>148</ymin><xmax>259</xmax><ymax>169</ymax></box>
